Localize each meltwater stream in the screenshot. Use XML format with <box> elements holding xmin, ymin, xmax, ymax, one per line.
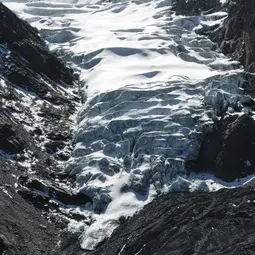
<box><xmin>4</xmin><ymin>0</ymin><xmax>249</xmax><ymax>250</ymax></box>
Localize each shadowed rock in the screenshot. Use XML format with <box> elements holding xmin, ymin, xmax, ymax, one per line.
<box><xmin>187</xmin><ymin>114</ymin><xmax>255</xmax><ymax>182</ymax></box>
<box><xmin>93</xmin><ymin>187</ymin><xmax>255</xmax><ymax>255</ymax></box>
<box><xmin>197</xmin><ymin>0</ymin><xmax>255</xmax><ymax>73</ymax></box>
<box><xmin>0</xmin><ymin>3</ymin><xmax>75</xmax><ymax>95</ymax></box>
<box><xmin>0</xmin><ymin>3</ymin><xmax>80</xmax><ymax>255</ymax></box>
<box><xmin>220</xmin><ymin>0</ymin><xmax>255</xmax><ymax>72</ymax></box>
<box><xmin>172</xmin><ymin>0</ymin><xmax>220</xmax><ymax>16</ymax></box>
<box><xmin>19</xmin><ymin>176</ymin><xmax>92</xmax><ymax>206</ymax></box>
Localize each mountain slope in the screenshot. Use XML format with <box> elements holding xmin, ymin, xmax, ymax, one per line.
<box><xmin>2</xmin><ymin>0</ymin><xmax>255</xmax><ymax>254</ymax></box>
<box><xmin>94</xmin><ymin>187</ymin><xmax>255</xmax><ymax>255</ymax></box>
<box><xmin>0</xmin><ymin>3</ymin><xmax>83</xmax><ymax>254</ymax></box>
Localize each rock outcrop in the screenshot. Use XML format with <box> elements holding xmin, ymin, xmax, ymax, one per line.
<box><xmin>220</xmin><ymin>0</ymin><xmax>255</xmax><ymax>72</ymax></box>
<box><xmin>172</xmin><ymin>0</ymin><xmax>220</xmax><ymax>16</ymax></box>
<box><xmin>0</xmin><ymin>3</ymin><xmax>90</xmax><ymax>254</ymax></box>
<box><xmin>0</xmin><ymin>3</ymin><xmax>74</xmax><ymax>95</ymax></box>
<box><xmin>94</xmin><ymin>187</ymin><xmax>255</xmax><ymax>255</ymax></box>
<box><xmin>187</xmin><ymin>114</ymin><xmax>255</xmax><ymax>182</ymax></box>
<box><xmin>0</xmin><ymin>2</ymin><xmax>79</xmax><ymax>162</ymax></box>
<box><xmin>195</xmin><ymin>0</ymin><xmax>255</xmax><ymax>73</ymax></box>
<box><xmin>0</xmin><ymin>158</ymin><xmax>60</xmax><ymax>255</ymax></box>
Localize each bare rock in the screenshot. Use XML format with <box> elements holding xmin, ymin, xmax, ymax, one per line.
<box><xmin>187</xmin><ymin>114</ymin><xmax>255</xmax><ymax>182</ymax></box>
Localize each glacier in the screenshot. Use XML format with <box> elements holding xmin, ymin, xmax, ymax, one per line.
<box><xmin>3</xmin><ymin>0</ymin><xmax>252</xmax><ymax>250</ymax></box>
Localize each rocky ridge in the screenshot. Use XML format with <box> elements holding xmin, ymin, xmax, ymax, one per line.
<box><xmin>94</xmin><ymin>187</ymin><xmax>255</xmax><ymax>255</ymax></box>
<box><xmin>1</xmin><ymin>0</ymin><xmax>255</xmax><ymax>254</ymax></box>
<box><xmin>219</xmin><ymin>0</ymin><xmax>255</xmax><ymax>73</ymax></box>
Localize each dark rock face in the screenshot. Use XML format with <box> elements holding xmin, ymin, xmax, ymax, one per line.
<box><xmin>196</xmin><ymin>0</ymin><xmax>255</xmax><ymax>73</ymax></box>
<box><xmin>94</xmin><ymin>188</ymin><xmax>255</xmax><ymax>255</ymax></box>
<box><xmin>215</xmin><ymin>114</ymin><xmax>255</xmax><ymax>181</ymax></box>
<box><xmin>0</xmin><ymin>2</ymin><xmax>79</xmax><ymax>163</ymax></box>
<box><xmin>0</xmin><ymin>124</ymin><xmax>25</xmax><ymax>154</ymax></box>
<box><xmin>19</xmin><ymin>176</ymin><xmax>92</xmax><ymax>207</ymax></box>
<box><xmin>0</xmin><ymin>3</ymin><xmax>74</xmax><ymax>96</ymax></box>
<box><xmin>0</xmin><ymin>158</ymin><xmax>60</xmax><ymax>255</ymax></box>
<box><xmin>0</xmin><ymin>3</ymin><xmax>84</xmax><ymax>254</ymax></box>
<box><xmin>219</xmin><ymin>0</ymin><xmax>255</xmax><ymax>72</ymax></box>
<box><xmin>172</xmin><ymin>0</ymin><xmax>220</xmax><ymax>15</ymax></box>
<box><xmin>187</xmin><ymin>114</ymin><xmax>255</xmax><ymax>182</ymax></box>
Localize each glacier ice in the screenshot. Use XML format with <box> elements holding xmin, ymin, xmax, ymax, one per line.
<box><xmin>3</xmin><ymin>0</ymin><xmax>252</xmax><ymax>250</ymax></box>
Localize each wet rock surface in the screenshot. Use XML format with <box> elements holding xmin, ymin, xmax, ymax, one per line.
<box><xmin>94</xmin><ymin>187</ymin><xmax>255</xmax><ymax>255</ymax></box>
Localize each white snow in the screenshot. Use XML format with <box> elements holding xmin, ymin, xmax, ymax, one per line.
<box><xmin>3</xmin><ymin>0</ymin><xmax>252</xmax><ymax>251</ymax></box>
<box><xmin>0</xmin><ymin>186</ymin><xmax>13</xmax><ymax>199</ymax></box>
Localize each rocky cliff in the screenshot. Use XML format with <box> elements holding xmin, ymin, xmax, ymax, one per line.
<box><xmin>172</xmin><ymin>0</ymin><xmax>220</xmax><ymax>15</ymax></box>
<box><xmin>220</xmin><ymin>0</ymin><xmax>255</xmax><ymax>72</ymax></box>
<box><xmin>195</xmin><ymin>0</ymin><xmax>255</xmax><ymax>73</ymax></box>
<box><xmin>0</xmin><ymin>3</ymin><xmax>89</xmax><ymax>254</ymax></box>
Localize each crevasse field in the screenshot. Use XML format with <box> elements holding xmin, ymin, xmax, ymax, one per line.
<box><xmin>3</xmin><ymin>0</ymin><xmax>250</xmax><ymax>250</ymax></box>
